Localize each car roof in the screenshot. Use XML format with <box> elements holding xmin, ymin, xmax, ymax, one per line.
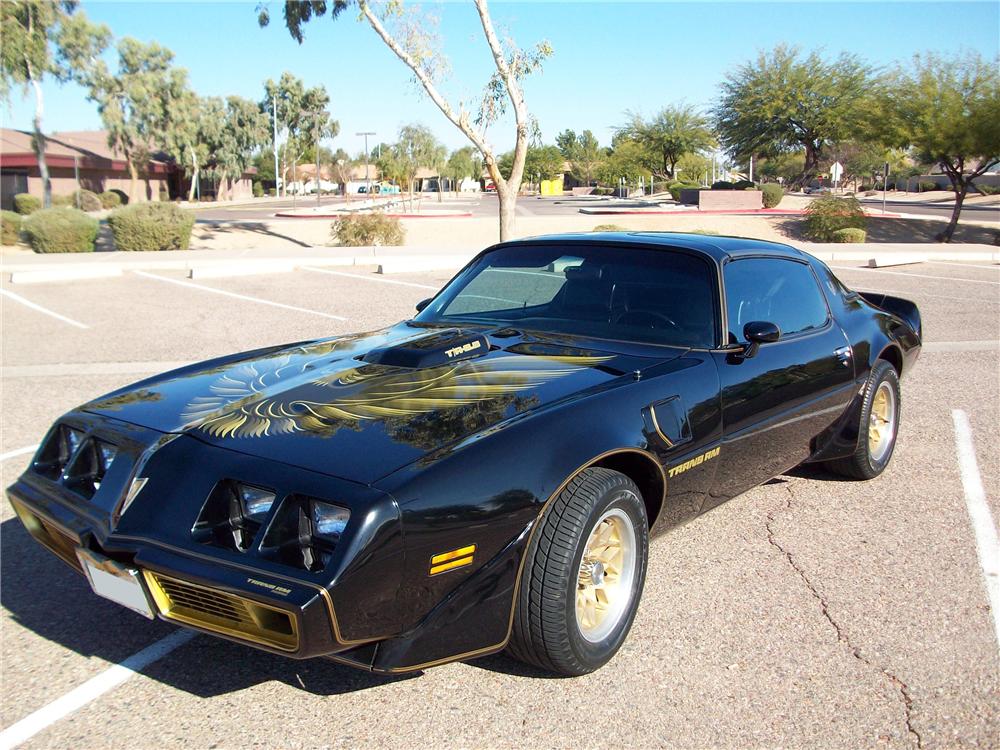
<box><xmin>502</xmin><ymin>232</ymin><xmax>807</xmax><ymax>263</ymax></box>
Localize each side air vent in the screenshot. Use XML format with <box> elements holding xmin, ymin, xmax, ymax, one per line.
<box><xmin>260</xmin><ymin>495</ymin><xmax>350</xmax><ymax>572</ymax></box>
<box><xmin>34</xmin><ymin>425</ymin><xmax>86</xmax><ymax>480</ymax></box>
<box><xmin>192</xmin><ymin>481</ymin><xmax>276</xmax><ymax>552</ymax></box>
<box><xmin>63</xmin><ymin>439</ymin><xmax>118</xmax><ymax>499</ymax></box>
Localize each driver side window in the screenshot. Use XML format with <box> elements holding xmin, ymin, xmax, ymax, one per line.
<box><xmin>724</xmin><ymin>258</ymin><xmax>830</xmax><ymax>342</ymax></box>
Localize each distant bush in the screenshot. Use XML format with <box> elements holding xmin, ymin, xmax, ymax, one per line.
<box><xmin>330</xmin><ymin>212</ymin><xmax>404</xmax><ymax>247</ymax></box>
<box><xmin>592</xmin><ymin>187</ymin><xmax>615</xmax><ymax>196</ymax></box>
<box><xmin>51</xmin><ymin>194</ymin><xmax>73</xmax><ymax>207</ymax></box>
<box><xmin>13</xmin><ymin>193</ymin><xmax>40</xmax><ymax>214</ymax></box>
<box><xmin>864</xmin><ymin>190</ymin><xmax>879</xmax><ymax>197</ymax></box>
<box><xmin>918</xmin><ymin>181</ymin><xmax>937</xmax><ymax>192</ymax></box>
<box><xmin>592</xmin><ymin>223</ymin><xmax>627</xmax><ymax>232</ymax></box>
<box><xmin>803</xmin><ymin>196</ymin><xmax>867</xmax><ymax>242</ymax></box>
<box><xmin>830</xmin><ymin>228</ymin><xmax>867</xmax><ymax>243</ymax></box>
<box><xmin>975</xmin><ymin>184</ymin><xmax>1000</xmax><ymax>196</ymax></box>
<box><xmin>669</xmin><ymin>183</ymin><xmax>701</xmax><ymax>202</ymax></box>
<box><xmin>252</xmin><ymin>182</ymin><xmax>264</xmax><ymax>198</ymax></box>
<box><xmin>71</xmin><ymin>189</ymin><xmax>102</xmax><ymax>211</ymax></box>
<box><xmin>760</xmin><ymin>183</ymin><xmax>784</xmax><ymax>208</ymax></box>
<box><xmin>859</xmin><ymin>184</ymin><xmax>872</xmax><ymax>192</ymax></box>
<box><xmin>21</xmin><ymin>207</ymin><xmax>98</xmax><ymax>253</ymax></box>
<box><xmin>2</xmin><ymin>210</ymin><xmax>22</xmax><ymax>244</ymax></box>
<box><xmin>267</xmin><ymin>187</ymin><xmax>277</xmax><ymax>196</ymax></box>
<box><xmin>108</xmin><ymin>202</ymin><xmax>195</xmax><ymax>251</ymax></box>
<box><xmin>732</xmin><ymin>179</ymin><xmax>755</xmax><ymax>190</ymax></box>
<box><xmin>711</xmin><ymin>181</ymin><xmax>735</xmax><ymax>190</ymax></box>
<box><xmin>99</xmin><ymin>190</ymin><xmax>122</xmax><ymax>209</ymax></box>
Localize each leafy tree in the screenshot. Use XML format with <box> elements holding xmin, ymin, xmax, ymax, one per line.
<box><xmin>501</xmin><ymin>145</ymin><xmax>564</xmax><ymax>189</ymax></box>
<box><xmin>880</xmin><ymin>52</ymin><xmax>1000</xmax><ymax>241</ymax></box>
<box><xmin>756</xmin><ymin>151</ymin><xmax>805</xmax><ymax>185</ymax></box>
<box><xmin>86</xmin><ymin>38</ymin><xmax>188</xmax><ymax>202</ymax></box>
<box><xmin>445</xmin><ymin>146</ymin><xmax>476</xmax><ymax>194</ymax></box>
<box><xmin>596</xmin><ymin>139</ymin><xmax>651</xmax><ymax>188</ymax></box>
<box><xmin>389</xmin><ymin>124</ymin><xmax>445</xmax><ymax>209</ymax></box>
<box><xmin>714</xmin><ymin>45</ymin><xmax>872</xmax><ymax>187</ymax></box>
<box><xmin>259</xmin><ymin>0</ymin><xmax>552</xmax><ymax>241</ymax></box>
<box><xmin>618</xmin><ymin>104</ymin><xmax>715</xmax><ymax>180</ymax></box>
<box><xmin>213</xmin><ymin>96</ymin><xmax>270</xmax><ymax>200</ymax></box>
<box><xmin>555</xmin><ymin>129</ymin><xmax>577</xmax><ymax>160</ymax></box>
<box><xmin>1</xmin><ymin>2</ymin><xmax>110</xmax><ymax>207</ymax></box>
<box><xmin>566</xmin><ymin>130</ymin><xmax>603</xmax><ymax>186</ymax></box>
<box><xmin>329</xmin><ymin>148</ymin><xmax>353</xmax><ymax>196</ymax></box>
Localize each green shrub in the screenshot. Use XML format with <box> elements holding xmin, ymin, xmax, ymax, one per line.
<box><xmin>830</xmin><ymin>228</ymin><xmax>867</xmax><ymax>243</ymax></box>
<box><xmin>51</xmin><ymin>194</ymin><xmax>73</xmax><ymax>207</ymax></box>
<box><xmin>2</xmin><ymin>210</ymin><xmax>22</xmax><ymax>244</ymax></box>
<box><xmin>13</xmin><ymin>193</ymin><xmax>41</xmax><ymax>214</ymax></box>
<box><xmin>733</xmin><ymin>179</ymin><xmax>755</xmax><ymax>190</ymax></box>
<box><xmin>267</xmin><ymin>187</ymin><xmax>277</xmax><ymax>196</ymax></box>
<box><xmin>669</xmin><ymin>183</ymin><xmax>701</xmax><ymax>202</ymax></box>
<box><xmin>592</xmin><ymin>187</ymin><xmax>615</xmax><ymax>196</ymax></box>
<box><xmin>21</xmin><ymin>207</ymin><xmax>98</xmax><ymax>253</ymax></box>
<box><xmin>252</xmin><ymin>182</ymin><xmax>264</xmax><ymax>198</ymax></box>
<box><xmin>107</xmin><ymin>202</ymin><xmax>195</xmax><ymax>251</ymax></box>
<box><xmin>975</xmin><ymin>184</ymin><xmax>1000</xmax><ymax>196</ymax></box>
<box><xmin>918</xmin><ymin>181</ymin><xmax>937</xmax><ymax>192</ymax></box>
<box><xmin>711</xmin><ymin>180</ymin><xmax>735</xmax><ymax>190</ymax></box>
<box><xmin>760</xmin><ymin>183</ymin><xmax>784</xmax><ymax>208</ymax></box>
<box><xmin>71</xmin><ymin>189</ymin><xmax>102</xmax><ymax>211</ymax></box>
<box><xmin>803</xmin><ymin>196</ymin><xmax>867</xmax><ymax>242</ymax></box>
<box><xmin>592</xmin><ymin>223</ymin><xmax>627</xmax><ymax>232</ymax></box>
<box><xmin>99</xmin><ymin>190</ymin><xmax>122</xmax><ymax>209</ymax></box>
<box><xmin>859</xmin><ymin>184</ymin><xmax>872</xmax><ymax>192</ymax></box>
<box><xmin>330</xmin><ymin>212</ymin><xmax>405</xmax><ymax>246</ymax></box>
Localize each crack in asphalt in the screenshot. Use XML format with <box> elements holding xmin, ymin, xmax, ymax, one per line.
<box><xmin>764</xmin><ymin>483</ymin><xmax>923</xmax><ymax>749</ymax></box>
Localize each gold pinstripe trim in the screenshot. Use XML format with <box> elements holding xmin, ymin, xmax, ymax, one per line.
<box><xmin>381</xmin><ymin>447</ymin><xmax>667</xmax><ymax>673</ymax></box>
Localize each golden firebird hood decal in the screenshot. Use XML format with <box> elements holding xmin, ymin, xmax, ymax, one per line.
<box><xmin>181</xmin><ymin>353</ymin><xmax>612</xmax><ymax>439</ymax></box>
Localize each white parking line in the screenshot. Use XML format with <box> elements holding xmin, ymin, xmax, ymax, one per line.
<box><xmin>133</xmin><ymin>271</ymin><xmax>347</xmax><ymax>320</ymax></box>
<box><xmin>830</xmin><ymin>266</ymin><xmax>1000</xmax><ymax>286</ymax></box>
<box><xmin>927</xmin><ymin>261</ymin><xmax>1000</xmax><ymax>272</ymax></box>
<box><xmin>300</xmin><ymin>266</ymin><xmax>438</xmax><ymax>290</ymax></box>
<box><xmin>0</xmin><ymin>629</ymin><xmax>197</xmax><ymax>750</ymax></box>
<box><xmin>951</xmin><ymin>409</ymin><xmax>1000</xmax><ymax>652</ymax></box>
<box><xmin>0</xmin><ymin>289</ymin><xmax>89</xmax><ymax>329</ymax></box>
<box><xmin>0</xmin><ymin>445</ymin><xmax>38</xmax><ymax>462</ymax></box>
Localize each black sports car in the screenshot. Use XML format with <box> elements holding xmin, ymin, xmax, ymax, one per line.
<box><xmin>7</xmin><ymin>233</ymin><xmax>921</xmax><ymax>675</ymax></box>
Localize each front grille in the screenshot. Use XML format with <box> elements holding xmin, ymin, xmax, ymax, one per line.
<box><xmin>143</xmin><ymin>571</ymin><xmax>298</xmax><ymax>652</ymax></box>
<box><xmin>10</xmin><ymin>499</ymin><xmax>83</xmax><ymax>573</ymax></box>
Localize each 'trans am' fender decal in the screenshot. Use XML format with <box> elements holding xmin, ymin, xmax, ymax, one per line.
<box><xmin>668</xmin><ymin>446</ymin><xmax>721</xmax><ymax>478</ymax></box>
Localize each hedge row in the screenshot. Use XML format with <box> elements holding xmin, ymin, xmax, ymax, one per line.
<box><xmin>21</xmin><ymin>208</ymin><xmax>99</xmax><ymax>253</ymax></box>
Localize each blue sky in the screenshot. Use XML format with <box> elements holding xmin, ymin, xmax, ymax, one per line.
<box><xmin>2</xmin><ymin>1</ymin><xmax>997</xmax><ymax>158</ymax></box>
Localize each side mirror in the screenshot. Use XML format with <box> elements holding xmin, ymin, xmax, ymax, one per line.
<box><xmin>415</xmin><ymin>298</ymin><xmax>432</xmax><ymax>313</ymax></box>
<box><xmin>741</xmin><ymin>320</ymin><xmax>780</xmax><ymax>358</ymax></box>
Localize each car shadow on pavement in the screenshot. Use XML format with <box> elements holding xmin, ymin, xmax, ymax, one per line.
<box><xmin>1</xmin><ymin>518</ymin><xmax>414</xmax><ymax>698</ymax></box>
<box><xmin>194</xmin><ymin>220</ymin><xmax>314</xmax><ymax>248</ymax></box>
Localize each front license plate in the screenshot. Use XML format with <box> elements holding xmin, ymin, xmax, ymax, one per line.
<box><xmin>77</xmin><ymin>548</ymin><xmax>156</xmax><ymax>620</ymax></box>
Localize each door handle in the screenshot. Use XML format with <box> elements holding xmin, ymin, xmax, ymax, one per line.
<box><xmin>834</xmin><ymin>346</ymin><xmax>852</xmax><ymax>366</ymax></box>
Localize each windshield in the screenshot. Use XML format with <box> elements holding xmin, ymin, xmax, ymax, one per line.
<box><xmin>415</xmin><ymin>243</ymin><xmax>719</xmax><ymax>348</ymax></box>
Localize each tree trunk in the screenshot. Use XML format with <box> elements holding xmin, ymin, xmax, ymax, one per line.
<box><xmin>127</xmin><ymin>157</ymin><xmax>139</xmax><ymax>203</ymax></box>
<box><xmin>498</xmin><ymin>187</ymin><xmax>517</xmax><ymax>242</ymax></box>
<box><xmin>217</xmin><ymin>170</ymin><xmax>228</xmax><ymax>201</ymax></box>
<box><xmin>30</xmin><ymin>77</ymin><xmax>51</xmax><ymax>209</ymax></box>
<box><xmin>939</xmin><ymin>177</ymin><xmax>967</xmax><ymax>243</ymax></box>
<box><xmin>188</xmin><ymin>151</ymin><xmax>199</xmax><ymax>202</ymax></box>
<box><xmin>798</xmin><ymin>142</ymin><xmax>819</xmax><ymax>190</ymax></box>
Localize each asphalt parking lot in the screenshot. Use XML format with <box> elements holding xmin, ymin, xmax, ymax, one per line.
<box><xmin>1</xmin><ymin>259</ymin><xmax>998</xmax><ymax>749</ymax></box>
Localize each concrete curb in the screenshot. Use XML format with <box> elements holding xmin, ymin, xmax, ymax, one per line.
<box><xmin>9</xmin><ymin>265</ymin><xmax>124</xmax><ymax>284</ymax></box>
<box><xmin>376</xmin><ymin>254</ymin><xmax>476</xmax><ymax>274</ymax></box>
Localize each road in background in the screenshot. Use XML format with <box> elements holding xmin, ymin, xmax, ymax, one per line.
<box><xmin>1</xmin><ymin>261</ymin><xmax>998</xmax><ymax>748</ymax></box>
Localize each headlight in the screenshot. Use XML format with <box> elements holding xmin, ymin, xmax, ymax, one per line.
<box><xmin>311</xmin><ymin>501</ymin><xmax>349</xmax><ymax>542</ymax></box>
<box><xmin>260</xmin><ymin>496</ymin><xmax>350</xmax><ymax>572</ymax></box>
<box><xmin>193</xmin><ymin>481</ymin><xmax>276</xmax><ymax>552</ymax></box>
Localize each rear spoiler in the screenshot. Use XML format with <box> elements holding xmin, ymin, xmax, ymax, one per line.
<box><xmin>858</xmin><ymin>292</ymin><xmax>922</xmax><ymax>340</ymax></box>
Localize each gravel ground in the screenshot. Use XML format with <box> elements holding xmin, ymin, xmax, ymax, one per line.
<box><xmin>1</xmin><ymin>259</ymin><xmax>997</xmax><ymax>749</ymax></box>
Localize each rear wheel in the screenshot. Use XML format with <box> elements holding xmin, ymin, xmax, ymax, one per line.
<box><xmin>826</xmin><ymin>359</ymin><xmax>900</xmax><ymax>479</ymax></box>
<box><xmin>506</xmin><ymin>467</ymin><xmax>648</xmax><ymax>675</ymax></box>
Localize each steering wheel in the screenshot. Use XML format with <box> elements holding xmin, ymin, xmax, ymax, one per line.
<box><xmin>615</xmin><ymin>309</ymin><xmax>678</xmax><ymax>330</ymax></box>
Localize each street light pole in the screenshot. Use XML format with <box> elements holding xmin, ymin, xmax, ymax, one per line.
<box><xmin>357</xmin><ymin>131</ymin><xmax>375</xmax><ymax>197</ymax></box>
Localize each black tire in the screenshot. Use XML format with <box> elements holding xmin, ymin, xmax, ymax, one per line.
<box><xmin>506</xmin><ymin>467</ymin><xmax>649</xmax><ymax>675</ymax></box>
<box><xmin>826</xmin><ymin>359</ymin><xmax>901</xmax><ymax>479</ymax></box>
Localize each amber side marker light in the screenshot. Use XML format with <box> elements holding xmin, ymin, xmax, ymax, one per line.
<box><xmin>429</xmin><ymin>544</ymin><xmax>476</xmax><ymax>575</ymax></box>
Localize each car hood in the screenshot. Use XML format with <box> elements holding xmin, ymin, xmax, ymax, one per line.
<box><xmin>82</xmin><ymin>323</ymin><xmax>681</xmax><ymax>484</ymax></box>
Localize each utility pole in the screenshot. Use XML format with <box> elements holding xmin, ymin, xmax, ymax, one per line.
<box><xmin>272</xmin><ymin>93</ymin><xmax>280</xmax><ymax>198</ymax></box>
<box><xmin>357</xmin><ymin>131</ymin><xmax>375</xmax><ymax>197</ymax></box>
<box><xmin>749</xmin><ymin>155</ymin><xmax>754</xmax><ymax>183</ymax></box>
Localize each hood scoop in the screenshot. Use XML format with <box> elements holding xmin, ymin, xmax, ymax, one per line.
<box><xmin>360</xmin><ymin>329</ymin><xmax>491</xmax><ymax>369</ymax></box>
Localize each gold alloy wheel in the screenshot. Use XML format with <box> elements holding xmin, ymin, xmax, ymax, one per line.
<box><xmin>868</xmin><ymin>381</ymin><xmax>897</xmax><ymax>463</ymax></box>
<box><xmin>576</xmin><ymin>507</ymin><xmax>637</xmax><ymax>643</ymax></box>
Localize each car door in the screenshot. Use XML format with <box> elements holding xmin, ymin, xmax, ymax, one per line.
<box><xmin>706</xmin><ymin>256</ymin><xmax>855</xmax><ymax>507</ymax></box>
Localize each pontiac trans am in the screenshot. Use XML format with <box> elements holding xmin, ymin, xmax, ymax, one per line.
<box><xmin>7</xmin><ymin>233</ymin><xmax>921</xmax><ymax>675</ymax></box>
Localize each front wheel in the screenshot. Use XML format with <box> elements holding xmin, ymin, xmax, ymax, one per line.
<box><xmin>506</xmin><ymin>467</ymin><xmax>649</xmax><ymax>675</ymax></box>
<box><xmin>826</xmin><ymin>359</ymin><xmax>901</xmax><ymax>479</ymax></box>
